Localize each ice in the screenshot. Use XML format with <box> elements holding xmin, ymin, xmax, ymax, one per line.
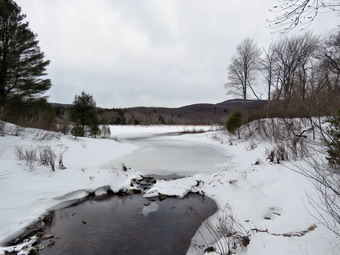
<box><xmin>0</xmin><ymin>122</ymin><xmax>338</xmax><ymax>255</ymax></box>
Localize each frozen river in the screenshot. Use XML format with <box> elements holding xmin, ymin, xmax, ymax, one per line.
<box><xmin>107</xmin><ymin>131</ymin><xmax>230</xmax><ymax>176</ymax></box>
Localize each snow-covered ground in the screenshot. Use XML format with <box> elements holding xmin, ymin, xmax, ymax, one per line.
<box><xmin>0</xmin><ymin>122</ymin><xmax>338</xmax><ymax>254</ymax></box>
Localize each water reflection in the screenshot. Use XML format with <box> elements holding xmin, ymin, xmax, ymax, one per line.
<box><xmin>38</xmin><ymin>193</ymin><xmax>217</xmax><ymax>255</ymax></box>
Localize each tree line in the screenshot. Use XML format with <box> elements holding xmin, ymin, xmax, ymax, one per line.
<box><xmin>1</xmin><ymin>0</ymin><xmax>339</xmax><ymax>134</ymax></box>
<box><xmin>226</xmin><ymin>30</ymin><xmax>339</xmax><ymax>119</ymax></box>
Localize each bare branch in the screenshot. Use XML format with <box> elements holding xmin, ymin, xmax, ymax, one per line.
<box><xmin>268</xmin><ymin>0</ymin><xmax>340</xmax><ymax>34</ymax></box>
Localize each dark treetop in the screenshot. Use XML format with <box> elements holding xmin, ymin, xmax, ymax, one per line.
<box><xmin>0</xmin><ymin>0</ymin><xmax>51</xmax><ymax>106</ymax></box>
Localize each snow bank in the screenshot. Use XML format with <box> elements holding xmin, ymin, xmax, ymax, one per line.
<box><xmin>143</xmin><ymin>124</ymin><xmax>338</xmax><ymax>255</ymax></box>
<box><xmin>0</xmin><ymin>121</ymin><xmax>338</xmax><ymax>255</ymax></box>
<box><xmin>0</xmin><ymin>123</ymin><xmax>221</xmax><ymax>252</ymax></box>
<box><xmin>0</xmin><ymin>123</ymin><xmax>140</xmax><ymax>248</ymax></box>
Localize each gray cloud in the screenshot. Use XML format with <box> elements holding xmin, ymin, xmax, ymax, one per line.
<box><xmin>16</xmin><ymin>0</ymin><xmax>339</xmax><ymax>108</ymax></box>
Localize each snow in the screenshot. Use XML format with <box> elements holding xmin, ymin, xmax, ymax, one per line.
<box><xmin>0</xmin><ymin>122</ymin><xmax>338</xmax><ymax>254</ymax></box>
<box><xmin>0</xmin><ymin>123</ymin><xmax>141</xmax><ymax>251</ymax></box>
<box><xmin>144</xmin><ymin>177</ymin><xmax>200</xmax><ymax>198</ymax></box>
<box><xmin>109</xmin><ymin>125</ymin><xmax>219</xmax><ymax>140</ymax></box>
<box><xmin>107</xmin><ymin>126</ymin><xmax>230</xmax><ymax>176</ymax></box>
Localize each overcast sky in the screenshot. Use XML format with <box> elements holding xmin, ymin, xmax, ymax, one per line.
<box><xmin>16</xmin><ymin>0</ymin><xmax>339</xmax><ymax>108</ymax></box>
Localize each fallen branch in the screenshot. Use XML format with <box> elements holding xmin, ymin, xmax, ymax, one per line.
<box><xmin>249</xmin><ymin>224</ymin><xmax>317</xmax><ymax>237</ymax></box>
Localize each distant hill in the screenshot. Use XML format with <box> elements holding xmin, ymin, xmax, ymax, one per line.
<box><xmin>180</xmin><ymin>99</ymin><xmax>266</xmax><ymax>111</ymax></box>
<box><xmin>52</xmin><ymin>99</ymin><xmax>267</xmax><ymax>125</ymax></box>
<box><xmin>215</xmin><ymin>99</ymin><xmax>267</xmax><ymax>109</ymax></box>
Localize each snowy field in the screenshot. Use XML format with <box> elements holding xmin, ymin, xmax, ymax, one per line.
<box><xmin>0</xmin><ymin>122</ymin><xmax>338</xmax><ymax>254</ymax></box>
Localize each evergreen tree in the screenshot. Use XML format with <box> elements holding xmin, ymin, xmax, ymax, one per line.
<box><xmin>70</xmin><ymin>124</ymin><xmax>84</xmax><ymax>139</ymax></box>
<box><xmin>100</xmin><ymin>124</ymin><xmax>111</xmax><ymax>138</ymax></box>
<box><xmin>226</xmin><ymin>111</ymin><xmax>243</xmax><ymax>139</ymax></box>
<box><xmin>69</xmin><ymin>91</ymin><xmax>99</xmax><ymax>137</ymax></box>
<box><xmin>326</xmin><ymin>110</ymin><xmax>340</xmax><ymax>167</ymax></box>
<box><xmin>0</xmin><ymin>0</ymin><xmax>51</xmax><ymax>106</ymax></box>
<box><xmin>89</xmin><ymin>119</ymin><xmax>101</xmax><ymax>138</ymax></box>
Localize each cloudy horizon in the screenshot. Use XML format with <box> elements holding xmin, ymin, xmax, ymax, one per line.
<box><xmin>16</xmin><ymin>0</ymin><xmax>339</xmax><ymax>108</ymax></box>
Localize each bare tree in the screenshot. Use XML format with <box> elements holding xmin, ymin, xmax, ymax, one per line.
<box><xmin>271</xmin><ymin>32</ymin><xmax>319</xmax><ymax>104</ymax></box>
<box><xmin>318</xmin><ymin>30</ymin><xmax>340</xmax><ymax>77</ymax></box>
<box><xmin>268</xmin><ymin>0</ymin><xmax>340</xmax><ymax>33</ymax></box>
<box><xmin>259</xmin><ymin>43</ymin><xmax>280</xmax><ymax>100</ymax></box>
<box><xmin>303</xmin><ymin>31</ymin><xmax>340</xmax><ymax>114</ymax></box>
<box><xmin>226</xmin><ymin>38</ymin><xmax>261</xmax><ymax>104</ymax></box>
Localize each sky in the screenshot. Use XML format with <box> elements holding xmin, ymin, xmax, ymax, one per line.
<box><xmin>16</xmin><ymin>0</ymin><xmax>339</xmax><ymax>108</ymax></box>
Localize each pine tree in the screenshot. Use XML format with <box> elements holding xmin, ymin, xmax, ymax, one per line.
<box><xmin>0</xmin><ymin>0</ymin><xmax>51</xmax><ymax>106</ymax></box>
<box><xmin>69</xmin><ymin>91</ymin><xmax>99</xmax><ymax>137</ymax></box>
<box><xmin>226</xmin><ymin>111</ymin><xmax>243</xmax><ymax>139</ymax></box>
<box><xmin>326</xmin><ymin>110</ymin><xmax>340</xmax><ymax>167</ymax></box>
<box><xmin>70</xmin><ymin>124</ymin><xmax>84</xmax><ymax>139</ymax></box>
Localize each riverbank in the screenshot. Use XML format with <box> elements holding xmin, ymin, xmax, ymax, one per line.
<box><xmin>0</xmin><ymin>122</ymin><xmax>338</xmax><ymax>254</ymax></box>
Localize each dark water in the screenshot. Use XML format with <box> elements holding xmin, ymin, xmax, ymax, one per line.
<box><xmin>38</xmin><ymin>193</ymin><xmax>217</xmax><ymax>255</ymax></box>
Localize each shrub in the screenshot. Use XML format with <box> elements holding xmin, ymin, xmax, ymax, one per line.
<box><xmin>58</xmin><ymin>148</ymin><xmax>67</xmax><ymax>170</ymax></box>
<box><xmin>197</xmin><ymin>205</ymin><xmax>250</xmax><ymax>254</ymax></box>
<box><xmin>38</xmin><ymin>146</ymin><xmax>56</xmax><ymax>171</ymax></box>
<box><xmin>15</xmin><ymin>146</ymin><xmax>25</xmax><ymax>161</ymax></box>
<box><xmin>58</xmin><ymin>157</ymin><xmax>66</xmax><ymax>170</ymax></box>
<box><xmin>180</xmin><ymin>128</ymin><xmax>206</xmax><ymax>135</ymax></box>
<box><xmin>16</xmin><ymin>146</ymin><xmax>37</xmax><ymax>169</ymax></box>
<box><xmin>16</xmin><ymin>146</ymin><xmax>60</xmax><ymax>171</ymax></box>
